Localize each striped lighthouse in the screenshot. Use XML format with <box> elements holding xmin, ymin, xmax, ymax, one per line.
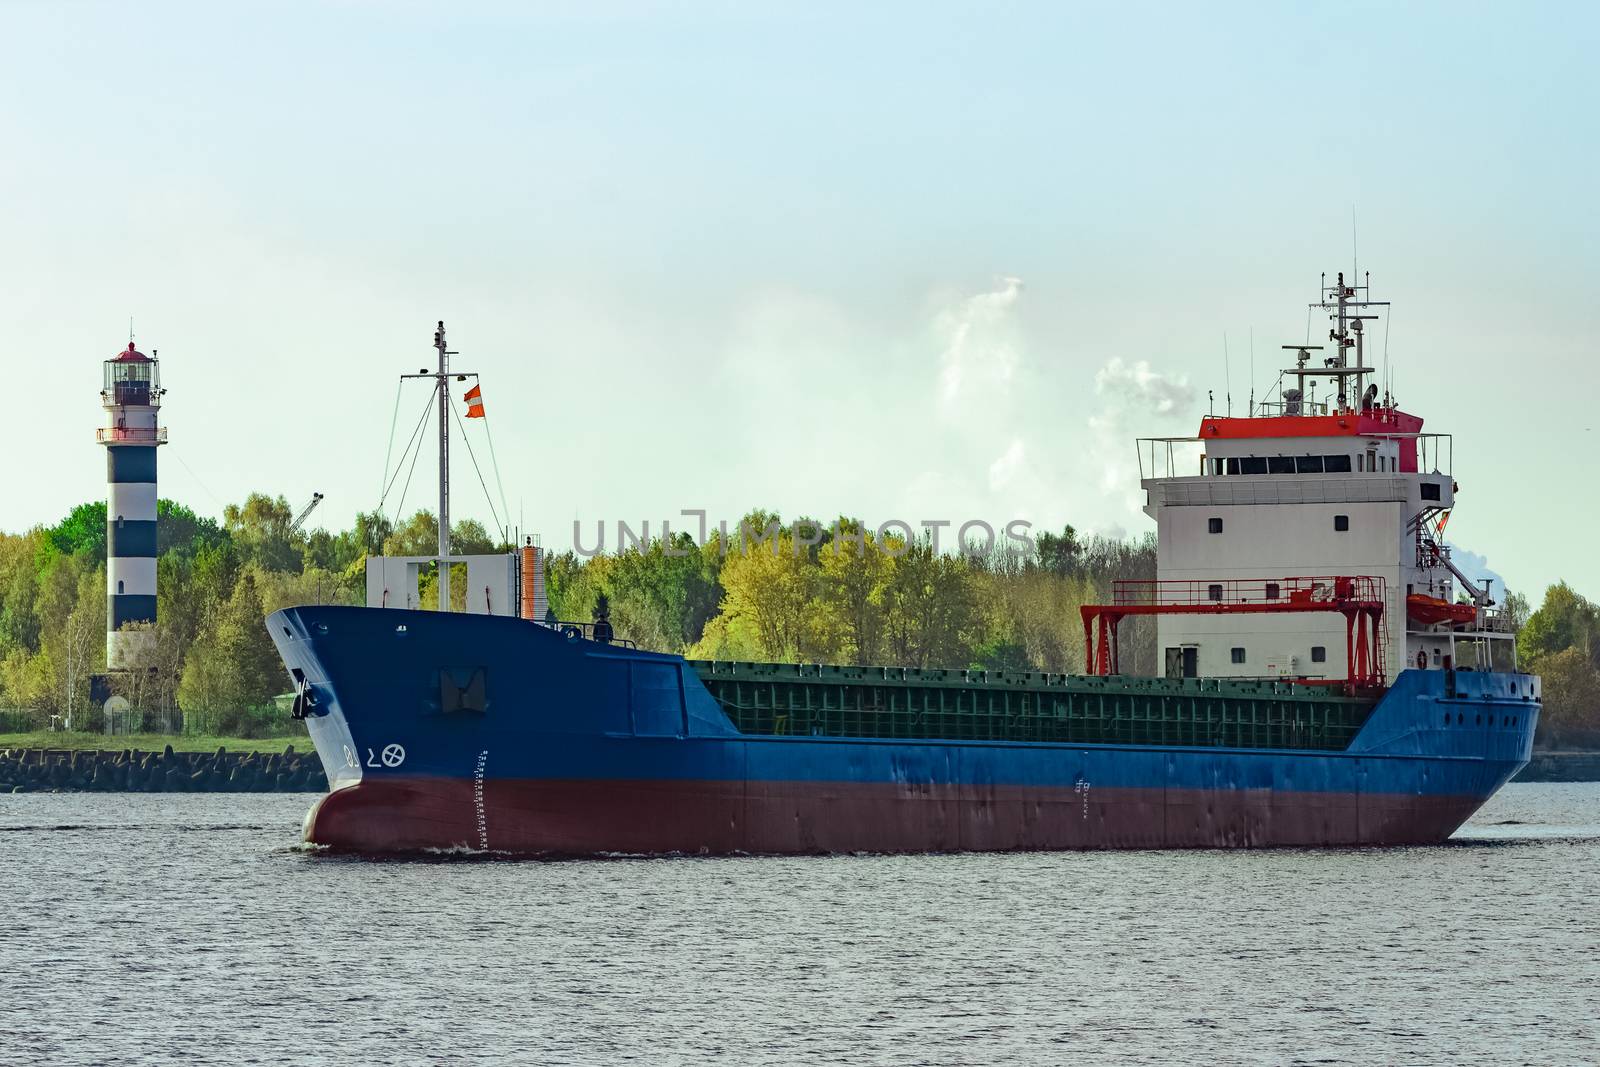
<box><xmin>98</xmin><ymin>342</ymin><xmax>167</xmax><ymax>669</ymax></box>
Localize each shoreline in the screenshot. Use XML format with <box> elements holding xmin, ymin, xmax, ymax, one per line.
<box><xmin>1514</xmin><ymin>751</ymin><xmax>1600</xmax><ymax>783</ymax></box>
<box><xmin>2</xmin><ymin>744</ymin><xmax>328</xmax><ymax>793</ymax></box>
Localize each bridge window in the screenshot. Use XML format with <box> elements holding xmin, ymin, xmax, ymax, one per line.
<box><xmin>1421</xmin><ymin>482</ymin><xmax>1442</xmax><ymax>501</ymax></box>
<box><xmin>1268</xmin><ymin>456</ymin><xmax>1295</xmax><ymax>474</ymax></box>
<box><xmin>1208</xmin><ymin>584</ymin><xmax>1224</xmax><ymax>602</ymax></box>
<box><xmin>1239</xmin><ymin>457</ymin><xmax>1268</xmax><ymax>474</ymax></box>
<box><xmin>1323</xmin><ymin>455</ymin><xmax>1352</xmax><ymax>473</ymax></box>
<box><xmin>1208</xmin><ymin>517</ymin><xmax>1223</xmax><ymax>534</ymax></box>
<box><xmin>1311</xmin><ymin>646</ymin><xmax>1326</xmax><ymax>663</ymax></box>
<box><xmin>1334</xmin><ymin>514</ymin><xmax>1350</xmax><ymax>532</ymax></box>
<box><xmin>1296</xmin><ymin>455</ymin><xmax>1324</xmax><ymax>473</ymax></box>
<box><xmin>1230</xmin><ymin>647</ymin><xmax>1246</xmax><ymax>664</ymax></box>
<box><xmin>1226</xmin><ymin>458</ymin><xmax>1240</xmax><ymax>475</ymax></box>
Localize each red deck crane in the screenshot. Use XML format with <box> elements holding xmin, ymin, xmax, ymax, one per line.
<box><xmin>1080</xmin><ymin>576</ymin><xmax>1388</xmax><ymax>691</ymax></box>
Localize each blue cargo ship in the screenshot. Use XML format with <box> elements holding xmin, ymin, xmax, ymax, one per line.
<box><xmin>270</xmin><ymin>276</ymin><xmax>1541</xmax><ymax>853</ymax></box>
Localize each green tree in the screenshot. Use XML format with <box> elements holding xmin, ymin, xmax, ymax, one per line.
<box><xmin>719</xmin><ymin>532</ymin><xmax>816</xmax><ymax>661</ymax></box>
<box><xmin>1033</xmin><ymin>525</ymin><xmax>1080</xmax><ymax>576</ymax></box>
<box><xmin>177</xmin><ymin>571</ymin><xmax>286</xmax><ymax>733</ymax></box>
<box><xmin>223</xmin><ymin>494</ymin><xmax>303</xmax><ymax>573</ymax></box>
<box><xmin>0</xmin><ymin>532</ymin><xmax>42</xmax><ymax>654</ymax></box>
<box><xmin>603</xmin><ymin>534</ymin><xmax>723</xmax><ymax>652</ymax></box>
<box><xmin>817</xmin><ymin>520</ymin><xmax>889</xmax><ymax>664</ymax></box>
<box><xmin>882</xmin><ymin>542</ymin><xmax>977</xmax><ymax>668</ymax></box>
<box><xmin>383</xmin><ymin>510</ymin><xmax>439</xmax><ymax>556</ymax></box>
<box><xmin>45</xmin><ymin>501</ymin><xmax>107</xmax><ymax>559</ymax></box>
<box><xmin>1532</xmin><ymin>647</ymin><xmax>1600</xmax><ymax>749</ymax></box>
<box><xmin>157</xmin><ymin>499</ymin><xmax>228</xmax><ymax>559</ymax></box>
<box><xmin>1520</xmin><ymin>583</ymin><xmax>1598</xmax><ymax>666</ymax></box>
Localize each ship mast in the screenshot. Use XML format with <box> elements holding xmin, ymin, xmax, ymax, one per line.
<box><xmin>435</xmin><ymin>322</ymin><xmax>452</xmax><ymax>609</ymax></box>
<box><xmin>1310</xmin><ymin>271</ymin><xmax>1389</xmax><ymax>412</ymax></box>
<box><xmin>1277</xmin><ymin>272</ymin><xmax>1393</xmax><ymax>416</ymax></box>
<box><xmin>403</xmin><ymin>321</ymin><xmax>475</xmax><ymax>611</ymax></box>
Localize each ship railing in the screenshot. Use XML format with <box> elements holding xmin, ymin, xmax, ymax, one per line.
<box><xmin>1444</xmin><ymin>629</ymin><xmax>1520</xmax><ymax>673</ymax></box>
<box><xmin>1111</xmin><ymin>576</ymin><xmax>1385</xmax><ymax>608</ymax></box>
<box><xmin>95</xmin><ymin>426</ymin><xmax>168</xmax><ymax>444</ymax></box>
<box><xmin>1477</xmin><ymin>607</ymin><xmax>1517</xmax><ymax>634</ymax></box>
<box><xmin>1250</xmin><ymin>398</ymin><xmax>1338</xmax><ymax>418</ymax></box>
<box><xmin>1364</xmin><ymin>431</ymin><xmax>1452</xmax><ymax>476</ymax></box>
<box><xmin>1136</xmin><ymin>430</ymin><xmax>1452</xmax><ymax>480</ymax></box>
<box><xmin>1135</xmin><ymin>437</ymin><xmax>1207</xmax><ymax>480</ymax></box>
<box><xmin>531</xmin><ymin>618</ymin><xmax>636</xmax><ymax>648</ymax></box>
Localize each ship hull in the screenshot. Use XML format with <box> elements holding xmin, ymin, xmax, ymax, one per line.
<box><xmin>303</xmin><ymin>775</ymin><xmax>1493</xmax><ymax>854</ymax></box>
<box><xmin>270</xmin><ymin>605</ymin><xmax>1540</xmax><ymax>855</ymax></box>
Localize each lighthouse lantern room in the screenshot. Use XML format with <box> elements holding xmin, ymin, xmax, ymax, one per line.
<box><xmin>98</xmin><ymin>342</ymin><xmax>167</xmax><ymax>669</ymax></box>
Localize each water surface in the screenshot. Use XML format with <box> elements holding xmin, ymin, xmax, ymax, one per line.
<box><xmin>2</xmin><ymin>784</ymin><xmax>1596</xmax><ymax>1065</ymax></box>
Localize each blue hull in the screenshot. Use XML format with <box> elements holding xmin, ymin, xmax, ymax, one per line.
<box><xmin>268</xmin><ymin>605</ymin><xmax>1540</xmax><ymax>853</ymax></box>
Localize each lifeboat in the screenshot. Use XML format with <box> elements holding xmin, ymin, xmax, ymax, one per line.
<box><xmin>1406</xmin><ymin>593</ymin><xmax>1477</xmax><ymax>626</ymax></box>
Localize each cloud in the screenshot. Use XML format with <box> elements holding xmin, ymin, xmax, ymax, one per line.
<box><xmin>1094</xmin><ymin>357</ymin><xmax>1195</xmax><ymax>415</ymax></box>
<box><xmin>936</xmin><ymin>276</ymin><xmax>1024</xmax><ymax>410</ymax></box>
<box><xmin>988</xmin><ymin>438</ymin><xmax>1025</xmax><ymax>492</ymax></box>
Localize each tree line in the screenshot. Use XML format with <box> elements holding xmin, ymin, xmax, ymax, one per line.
<box><xmin>0</xmin><ymin>495</ymin><xmax>496</xmax><ymax>736</ymax></box>
<box><xmin>0</xmin><ymin>496</ymin><xmax>1595</xmax><ymax>748</ymax></box>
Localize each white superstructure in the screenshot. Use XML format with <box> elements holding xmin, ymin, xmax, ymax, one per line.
<box><xmin>1136</xmin><ymin>272</ymin><xmax>1512</xmax><ymax>685</ymax></box>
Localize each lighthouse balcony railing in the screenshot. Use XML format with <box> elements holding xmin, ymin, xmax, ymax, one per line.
<box><xmin>101</xmin><ymin>383</ymin><xmax>162</xmax><ymax>408</ymax></box>
<box><xmin>96</xmin><ymin>427</ymin><xmax>168</xmax><ymax>444</ymax></box>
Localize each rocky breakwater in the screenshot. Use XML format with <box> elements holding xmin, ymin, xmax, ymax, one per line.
<box><xmin>1</xmin><ymin>745</ymin><xmax>329</xmax><ymax>793</ymax></box>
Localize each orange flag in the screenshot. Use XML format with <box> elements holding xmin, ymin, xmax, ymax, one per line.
<box><xmin>464</xmin><ymin>384</ymin><xmax>485</xmax><ymax>419</ymax></box>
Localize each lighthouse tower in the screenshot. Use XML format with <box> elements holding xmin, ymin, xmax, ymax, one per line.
<box><xmin>98</xmin><ymin>342</ymin><xmax>167</xmax><ymax>669</ymax></box>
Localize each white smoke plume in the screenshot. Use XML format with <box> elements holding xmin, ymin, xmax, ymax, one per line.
<box><xmin>1445</xmin><ymin>544</ymin><xmax>1509</xmax><ymax>600</ymax></box>
<box><xmin>936</xmin><ymin>276</ymin><xmax>1024</xmax><ymax>410</ymax></box>
<box><xmin>1089</xmin><ymin>357</ymin><xmax>1197</xmax><ymax>512</ymax></box>
<box><xmin>988</xmin><ymin>437</ymin><xmax>1026</xmax><ymax>492</ymax></box>
<box><xmin>1094</xmin><ymin>357</ymin><xmax>1195</xmax><ymax>415</ymax></box>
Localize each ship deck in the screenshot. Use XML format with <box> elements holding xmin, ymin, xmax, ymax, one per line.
<box><xmin>688</xmin><ymin>661</ymin><xmax>1377</xmax><ymax>752</ymax></box>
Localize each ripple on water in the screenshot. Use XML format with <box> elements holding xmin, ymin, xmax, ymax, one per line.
<box><xmin>0</xmin><ymin>785</ymin><xmax>1596</xmax><ymax>1065</ymax></box>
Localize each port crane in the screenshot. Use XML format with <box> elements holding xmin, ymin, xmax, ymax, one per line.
<box><xmin>290</xmin><ymin>492</ymin><xmax>325</xmax><ymax>534</ymax></box>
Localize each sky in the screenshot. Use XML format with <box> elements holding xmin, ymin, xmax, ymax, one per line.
<box><xmin>2</xmin><ymin>1</ymin><xmax>1596</xmax><ymax>599</ymax></box>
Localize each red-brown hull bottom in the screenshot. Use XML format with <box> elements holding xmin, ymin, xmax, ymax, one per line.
<box><xmin>304</xmin><ymin>776</ymin><xmax>1488</xmax><ymax>854</ymax></box>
